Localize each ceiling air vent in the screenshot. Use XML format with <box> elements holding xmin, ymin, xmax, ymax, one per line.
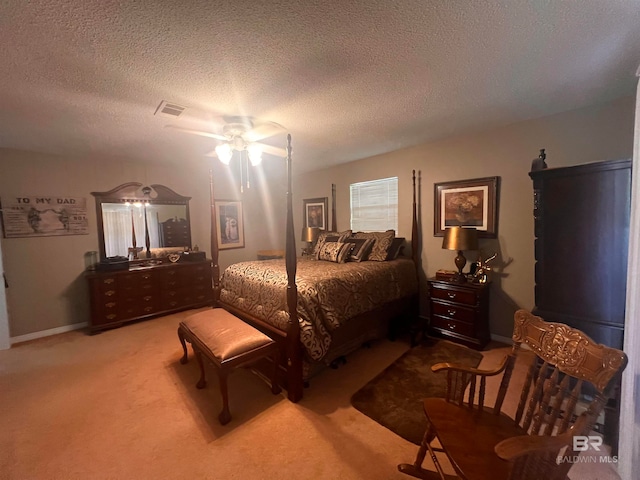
<box><xmin>155</xmin><ymin>100</ymin><xmax>186</xmax><ymax>118</ymax></box>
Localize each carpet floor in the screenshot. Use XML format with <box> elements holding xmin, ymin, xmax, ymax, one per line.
<box><xmin>0</xmin><ymin>308</ymin><xmax>620</xmax><ymax>479</ymax></box>
<box><xmin>351</xmin><ymin>339</ymin><xmax>482</xmax><ymax>445</ymax></box>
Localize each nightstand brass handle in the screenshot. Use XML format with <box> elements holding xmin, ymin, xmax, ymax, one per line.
<box><xmin>447</xmin><ymin>309</ymin><xmax>456</xmax><ymax>316</ymax></box>
<box><xmin>447</xmin><ymin>292</ymin><xmax>456</xmax><ymax>299</ymax></box>
<box><xmin>448</xmin><ymin>323</ymin><xmax>455</xmax><ymax>330</ymax></box>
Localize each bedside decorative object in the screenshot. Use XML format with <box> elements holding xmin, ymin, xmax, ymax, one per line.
<box><xmin>301</xmin><ymin>226</ymin><xmax>320</xmax><ymax>256</ymax></box>
<box><xmin>441</xmin><ymin>227</ymin><xmax>478</xmax><ymax>283</ymax></box>
<box><xmin>167</xmin><ymin>253</ymin><xmax>181</xmax><ymax>263</ymax></box>
<box><xmin>471</xmin><ymin>252</ymin><xmax>497</xmax><ymax>283</ymax></box>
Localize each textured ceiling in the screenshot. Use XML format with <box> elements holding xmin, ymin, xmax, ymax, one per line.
<box><xmin>0</xmin><ymin>0</ymin><xmax>639</xmax><ymax>173</ymax></box>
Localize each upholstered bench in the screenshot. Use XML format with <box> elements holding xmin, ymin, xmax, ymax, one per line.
<box><xmin>178</xmin><ymin>308</ymin><xmax>281</xmax><ymax>425</ymax></box>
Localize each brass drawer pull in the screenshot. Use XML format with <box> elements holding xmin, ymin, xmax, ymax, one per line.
<box><xmin>144</xmin><ymin>306</ymin><xmax>153</xmax><ymax>312</ymax></box>
<box><xmin>448</xmin><ymin>323</ymin><xmax>456</xmax><ymax>330</ymax></box>
<box><xmin>106</xmin><ymin>314</ymin><xmax>116</xmax><ymax>320</ymax></box>
<box><xmin>447</xmin><ymin>309</ymin><xmax>456</xmax><ymax>316</ymax></box>
<box><xmin>105</xmin><ymin>290</ymin><xmax>115</xmax><ymax>296</ymax></box>
<box><xmin>447</xmin><ymin>292</ymin><xmax>456</xmax><ymax>299</ymax></box>
<box><xmin>105</xmin><ymin>302</ymin><xmax>116</xmax><ymax>308</ymax></box>
<box><xmin>103</xmin><ymin>278</ymin><xmax>115</xmax><ymax>285</ymax></box>
<box><xmin>144</xmin><ymin>296</ymin><xmax>152</xmax><ymax>301</ymax></box>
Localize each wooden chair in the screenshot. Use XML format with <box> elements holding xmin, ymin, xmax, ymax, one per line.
<box><xmin>398</xmin><ymin>309</ymin><xmax>627</xmax><ymax>480</ymax></box>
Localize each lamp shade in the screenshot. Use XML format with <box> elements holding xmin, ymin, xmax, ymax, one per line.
<box><xmin>442</xmin><ymin>227</ymin><xmax>478</xmax><ymax>251</ymax></box>
<box><xmin>247</xmin><ymin>143</ymin><xmax>263</xmax><ymax>166</ymax></box>
<box><xmin>301</xmin><ymin>226</ymin><xmax>320</xmax><ymax>243</ymax></box>
<box><xmin>215</xmin><ymin>143</ymin><xmax>233</xmax><ymax>165</ymax></box>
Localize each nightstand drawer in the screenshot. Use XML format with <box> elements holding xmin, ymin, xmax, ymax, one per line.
<box><xmin>431</xmin><ymin>316</ymin><xmax>475</xmax><ymax>338</ymax></box>
<box><xmin>431</xmin><ymin>301</ymin><xmax>476</xmax><ymax>323</ymax></box>
<box><xmin>430</xmin><ymin>285</ymin><xmax>477</xmax><ymax>305</ymax></box>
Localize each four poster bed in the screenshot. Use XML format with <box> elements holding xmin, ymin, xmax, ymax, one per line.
<box><xmin>208</xmin><ymin>135</ymin><xmax>420</xmax><ymax>402</ymax></box>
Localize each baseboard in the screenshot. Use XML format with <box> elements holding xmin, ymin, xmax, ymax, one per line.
<box><xmin>11</xmin><ymin>322</ymin><xmax>88</xmax><ymax>345</ymax></box>
<box><xmin>490</xmin><ymin>333</ymin><xmax>512</xmax><ymax>345</ymax></box>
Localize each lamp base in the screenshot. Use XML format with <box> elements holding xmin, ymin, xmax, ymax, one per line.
<box><xmin>454</xmin><ymin>250</ymin><xmax>467</xmax><ymax>283</ymax></box>
<box><xmin>452</xmin><ymin>271</ymin><xmax>467</xmax><ymax>283</ymax></box>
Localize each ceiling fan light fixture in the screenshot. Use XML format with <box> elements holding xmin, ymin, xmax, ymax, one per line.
<box><xmin>247</xmin><ymin>143</ymin><xmax>262</xmax><ymax>166</ymax></box>
<box><xmin>215</xmin><ymin>143</ymin><xmax>233</xmax><ymax>165</ymax></box>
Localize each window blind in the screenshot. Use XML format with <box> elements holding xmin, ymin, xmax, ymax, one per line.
<box><xmin>350</xmin><ymin>177</ymin><xmax>398</xmax><ymax>232</ymax></box>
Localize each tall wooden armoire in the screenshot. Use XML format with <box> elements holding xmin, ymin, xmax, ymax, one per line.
<box><xmin>529</xmin><ymin>157</ymin><xmax>631</xmax><ymax>451</ymax></box>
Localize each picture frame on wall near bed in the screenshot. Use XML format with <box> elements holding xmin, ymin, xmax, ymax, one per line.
<box><xmin>303</xmin><ymin>197</ymin><xmax>328</xmax><ymax>230</ymax></box>
<box><xmin>434</xmin><ymin>176</ymin><xmax>500</xmax><ymax>238</ymax></box>
<box><xmin>215</xmin><ymin>200</ymin><xmax>245</xmax><ymax>249</ymax></box>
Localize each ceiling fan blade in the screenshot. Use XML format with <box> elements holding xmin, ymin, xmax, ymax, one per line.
<box><xmin>259</xmin><ymin>143</ymin><xmax>288</xmax><ymax>158</ymax></box>
<box><xmin>165</xmin><ymin>125</ymin><xmax>227</xmax><ymax>141</ymax></box>
<box><xmin>246</xmin><ymin>121</ymin><xmax>286</xmax><ymax>142</ymax></box>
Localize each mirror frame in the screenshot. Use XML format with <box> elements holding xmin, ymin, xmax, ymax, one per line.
<box><xmin>91</xmin><ymin>183</ymin><xmax>192</xmax><ymax>261</ymax></box>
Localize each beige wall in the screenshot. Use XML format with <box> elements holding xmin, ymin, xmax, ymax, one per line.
<box><xmin>1</xmin><ymin>96</ymin><xmax>633</xmax><ymax>339</ymax></box>
<box><xmin>0</xmin><ymin>150</ymin><xmax>285</xmax><ymax>337</ymax></box>
<box><xmin>293</xmin><ymin>96</ymin><xmax>635</xmax><ymax>337</ymax></box>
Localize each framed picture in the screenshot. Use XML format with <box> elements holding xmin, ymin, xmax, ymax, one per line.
<box><xmin>215</xmin><ymin>200</ymin><xmax>244</xmax><ymax>250</ymax></box>
<box><xmin>303</xmin><ymin>197</ymin><xmax>328</xmax><ymax>230</ymax></box>
<box><xmin>434</xmin><ymin>176</ymin><xmax>499</xmax><ymax>238</ymax></box>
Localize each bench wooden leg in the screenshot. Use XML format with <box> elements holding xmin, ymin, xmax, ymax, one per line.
<box><xmin>217</xmin><ymin>368</ymin><xmax>232</xmax><ymax>425</ymax></box>
<box><xmin>195</xmin><ymin>349</ymin><xmax>207</xmax><ymax>389</ymax></box>
<box><xmin>178</xmin><ymin>326</ymin><xmax>189</xmax><ymax>364</ymax></box>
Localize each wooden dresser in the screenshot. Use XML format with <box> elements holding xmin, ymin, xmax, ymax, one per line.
<box><xmin>159</xmin><ymin>217</ymin><xmax>190</xmax><ymax>247</ymax></box>
<box><xmin>427</xmin><ymin>278</ymin><xmax>490</xmax><ymax>350</ymax></box>
<box><xmin>529</xmin><ymin>158</ymin><xmax>631</xmax><ymax>452</ymax></box>
<box><xmin>86</xmin><ymin>260</ymin><xmax>213</xmax><ymax>333</ymax></box>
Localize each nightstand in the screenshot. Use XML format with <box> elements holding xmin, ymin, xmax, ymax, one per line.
<box><xmin>427</xmin><ymin>278</ymin><xmax>490</xmax><ymax>350</ymax></box>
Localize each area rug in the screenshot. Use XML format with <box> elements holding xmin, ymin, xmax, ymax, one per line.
<box><xmin>351</xmin><ymin>339</ymin><xmax>483</xmax><ymax>445</ymax></box>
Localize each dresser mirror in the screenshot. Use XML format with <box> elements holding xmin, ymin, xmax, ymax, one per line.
<box><xmin>91</xmin><ymin>183</ymin><xmax>192</xmax><ymax>261</ymax></box>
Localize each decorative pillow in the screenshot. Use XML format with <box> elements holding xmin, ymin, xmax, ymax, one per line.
<box><xmin>317</xmin><ymin>241</ymin><xmax>353</xmax><ymax>263</ymax></box>
<box><xmin>345</xmin><ymin>237</ymin><xmax>374</xmax><ymax>262</ymax></box>
<box><xmin>353</xmin><ymin>230</ymin><xmax>395</xmax><ymax>261</ymax></box>
<box><xmin>386</xmin><ymin>237</ymin><xmax>406</xmax><ymax>260</ymax></box>
<box><xmin>313</xmin><ymin>229</ymin><xmax>352</xmax><ymax>257</ymax></box>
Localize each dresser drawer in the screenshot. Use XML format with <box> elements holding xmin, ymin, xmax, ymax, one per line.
<box><xmin>430</xmin><ymin>285</ymin><xmax>477</xmax><ymax>305</ymax></box>
<box><xmin>431</xmin><ymin>300</ymin><xmax>477</xmax><ymax>323</ymax></box>
<box><xmin>87</xmin><ymin>260</ymin><xmax>213</xmax><ymax>332</ymax></box>
<box><xmin>431</xmin><ymin>315</ymin><xmax>475</xmax><ymax>338</ymax></box>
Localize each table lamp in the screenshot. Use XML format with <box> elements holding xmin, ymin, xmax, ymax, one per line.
<box><xmin>442</xmin><ymin>227</ymin><xmax>478</xmax><ymax>282</ymax></box>
<box><xmin>301</xmin><ymin>226</ymin><xmax>320</xmax><ymax>256</ymax></box>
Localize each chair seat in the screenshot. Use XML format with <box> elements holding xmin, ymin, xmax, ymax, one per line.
<box><xmin>424</xmin><ymin>398</ymin><xmax>526</xmax><ymax>480</ymax></box>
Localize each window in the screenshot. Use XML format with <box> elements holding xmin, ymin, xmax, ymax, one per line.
<box><xmin>350</xmin><ymin>177</ymin><xmax>398</xmax><ymax>232</ymax></box>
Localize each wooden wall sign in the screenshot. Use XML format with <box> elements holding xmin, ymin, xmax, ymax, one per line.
<box><xmin>1</xmin><ymin>195</ymin><xmax>89</xmax><ymax>238</ymax></box>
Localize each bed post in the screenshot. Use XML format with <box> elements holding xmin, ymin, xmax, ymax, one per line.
<box><xmin>209</xmin><ymin>169</ymin><xmax>221</xmax><ymax>306</ymax></box>
<box><xmin>411</xmin><ymin>170</ymin><xmax>419</xmax><ymax>266</ymax></box>
<box><xmin>284</xmin><ymin>134</ymin><xmax>303</xmax><ymax>402</ymax></box>
<box><xmin>331</xmin><ymin>183</ymin><xmax>337</xmax><ymax>232</ymax></box>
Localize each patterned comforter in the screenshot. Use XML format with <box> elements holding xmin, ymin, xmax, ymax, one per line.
<box><xmin>219</xmin><ymin>257</ymin><xmax>418</xmax><ymax>361</ymax></box>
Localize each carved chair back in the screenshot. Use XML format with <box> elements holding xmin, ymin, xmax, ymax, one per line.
<box><xmin>441</xmin><ymin>309</ymin><xmax>627</xmax><ymax>441</ymax></box>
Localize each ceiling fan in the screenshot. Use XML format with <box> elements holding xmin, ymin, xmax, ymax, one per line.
<box><xmin>166</xmin><ymin>115</ymin><xmax>288</xmax><ymax>165</ymax></box>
